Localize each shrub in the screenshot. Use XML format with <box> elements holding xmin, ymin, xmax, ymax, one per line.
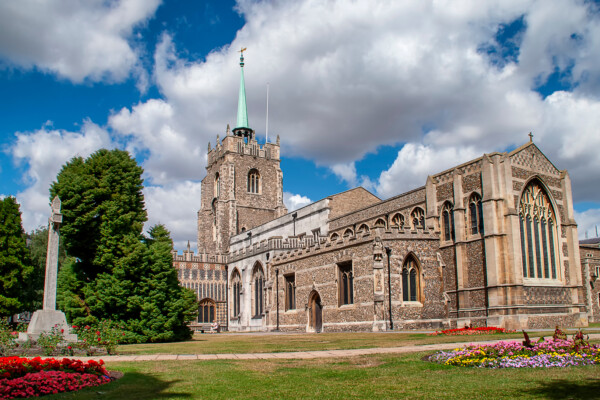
<box><xmin>36</xmin><ymin>326</ymin><xmax>64</xmax><ymax>356</ymax></box>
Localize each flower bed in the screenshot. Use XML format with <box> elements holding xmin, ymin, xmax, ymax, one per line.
<box><xmin>0</xmin><ymin>357</ymin><xmax>111</xmax><ymax>398</ymax></box>
<box><xmin>429</xmin><ymin>326</ymin><xmax>516</xmax><ymax>336</ymax></box>
<box><xmin>429</xmin><ymin>337</ymin><xmax>600</xmax><ymax>368</ymax></box>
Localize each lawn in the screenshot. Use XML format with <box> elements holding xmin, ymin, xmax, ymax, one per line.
<box><xmin>46</xmin><ymin>352</ymin><xmax>600</xmax><ymax>399</ymax></box>
<box><xmin>117</xmin><ymin>329</ymin><xmax>594</xmax><ymax>355</ymax></box>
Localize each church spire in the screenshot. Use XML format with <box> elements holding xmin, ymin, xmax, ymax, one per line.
<box><xmin>233</xmin><ymin>47</ymin><xmax>253</xmax><ymax>140</ymax></box>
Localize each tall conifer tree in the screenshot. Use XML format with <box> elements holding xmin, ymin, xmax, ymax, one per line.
<box><xmin>0</xmin><ymin>197</ymin><xmax>33</xmax><ymax>317</ymax></box>
<box><xmin>52</xmin><ymin>149</ymin><xmax>196</xmax><ymax>342</ymax></box>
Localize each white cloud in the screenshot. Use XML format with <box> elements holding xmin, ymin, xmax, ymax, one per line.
<box><xmin>376</xmin><ymin>143</ymin><xmax>481</xmax><ymax>198</ymax></box>
<box><xmin>10</xmin><ymin>121</ymin><xmax>112</xmax><ymax>231</ymax></box>
<box><xmin>143</xmin><ymin>181</ymin><xmax>202</xmax><ymax>251</ymax></box>
<box><xmin>9</xmin><ymin>0</ymin><xmax>600</xmax><ymax>248</ymax></box>
<box><xmin>330</xmin><ymin>163</ymin><xmax>357</xmax><ymax>187</ymax></box>
<box><xmin>109</xmin><ymin>99</ymin><xmax>205</xmax><ymax>184</ymax></box>
<box><xmin>575</xmin><ymin>208</ymin><xmax>600</xmax><ymax>240</ymax></box>
<box><xmin>0</xmin><ymin>0</ymin><xmax>161</xmax><ymax>83</ymax></box>
<box><xmin>284</xmin><ymin>192</ymin><xmax>312</xmax><ymax>212</ymax></box>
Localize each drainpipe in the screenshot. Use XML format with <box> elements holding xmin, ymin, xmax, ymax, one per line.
<box><xmin>385</xmin><ymin>247</ymin><xmax>394</xmax><ymax>331</ymax></box>
<box><xmin>276</xmin><ymin>268</ymin><xmax>280</xmax><ymax>331</ymax></box>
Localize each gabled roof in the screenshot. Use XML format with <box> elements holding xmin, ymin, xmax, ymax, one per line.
<box><xmin>509</xmin><ymin>142</ymin><xmax>561</xmax><ymax>175</ymax></box>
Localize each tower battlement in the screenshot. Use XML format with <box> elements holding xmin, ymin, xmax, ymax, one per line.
<box><xmin>207</xmin><ymin>129</ymin><xmax>280</xmax><ymax>168</ymax></box>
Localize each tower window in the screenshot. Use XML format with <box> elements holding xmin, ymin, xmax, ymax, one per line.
<box><xmin>248</xmin><ymin>169</ymin><xmax>260</xmax><ymax>194</ymax></box>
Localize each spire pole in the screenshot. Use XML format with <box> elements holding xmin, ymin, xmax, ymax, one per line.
<box><xmin>233</xmin><ymin>47</ymin><xmax>252</xmax><ymax>140</ymax></box>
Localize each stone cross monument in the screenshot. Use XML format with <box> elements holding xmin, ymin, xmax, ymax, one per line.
<box><xmin>24</xmin><ymin>196</ymin><xmax>76</xmax><ymax>341</ymax></box>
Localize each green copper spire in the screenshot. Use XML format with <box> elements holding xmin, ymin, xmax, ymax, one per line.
<box><xmin>236</xmin><ymin>48</ymin><xmax>249</xmax><ymax>130</ymax></box>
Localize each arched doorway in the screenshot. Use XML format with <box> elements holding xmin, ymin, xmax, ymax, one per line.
<box><xmin>308</xmin><ymin>291</ymin><xmax>323</xmax><ymax>333</ymax></box>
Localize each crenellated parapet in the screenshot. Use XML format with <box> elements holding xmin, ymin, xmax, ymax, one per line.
<box><xmin>172</xmin><ymin>248</ymin><xmax>228</xmax><ymax>264</ymax></box>
<box><xmin>207</xmin><ymin>129</ymin><xmax>281</xmax><ymax>168</ymax></box>
<box><xmin>226</xmin><ymin>225</ymin><xmax>440</xmax><ymax>265</ymax></box>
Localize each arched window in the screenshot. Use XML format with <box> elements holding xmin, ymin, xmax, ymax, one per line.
<box><xmin>338</xmin><ymin>262</ymin><xmax>353</xmax><ymax>306</ymax></box>
<box><xmin>357</xmin><ymin>224</ymin><xmax>370</xmax><ymax>235</ymax></box>
<box><xmin>519</xmin><ymin>181</ymin><xmax>559</xmax><ymax>279</ymax></box>
<box><xmin>330</xmin><ymin>233</ymin><xmax>340</xmax><ymax>241</ymax></box>
<box><xmin>198</xmin><ymin>299</ymin><xmax>215</xmax><ymax>323</ymax></box>
<box><xmin>214</xmin><ymin>173</ymin><xmax>220</xmax><ymax>198</ymax></box>
<box><xmin>231</xmin><ymin>270</ymin><xmax>241</xmax><ymax>317</ymax></box>
<box><xmin>411</xmin><ymin>207</ymin><xmax>425</xmax><ymax>229</ymax></box>
<box><xmin>252</xmin><ymin>263</ymin><xmax>265</xmax><ymax>317</ymax></box>
<box><xmin>391</xmin><ymin>213</ymin><xmax>405</xmax><ymax>229</ymax></box>
<box><xmin>402</xmin><ymin>255</ymin><xmax>420</xmax><ymax>302</ymax></box>
<box><xmin>343</xmin><ymin>228</ymin><xmax>353</xmax><ymax>238</ymax></box>
<box><xmin>374</xmin><ymin>218</ymin><xmax>386</xmax><ymax>229</ymax></box>
<box><xmin>441</xmin><ymin>202</ymin><xmax>455</xmax><ymax>242</ymax></box>
<box><xmin>468</xmin><ymin>193</ymin><xmax>484</xmax><ymax>235</ymax></box>
<box><xmin>248</xmin><ymin>169</ymin><xmax>260</xmax><ymax>194</ymax></box>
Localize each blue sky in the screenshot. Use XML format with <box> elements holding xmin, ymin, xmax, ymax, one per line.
<box><xmin>1</xmin><ymin>0</ymin><xmax>600</xmax><ymax>250</ymax></box>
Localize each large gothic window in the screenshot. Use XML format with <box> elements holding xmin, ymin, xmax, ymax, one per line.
<box><xmin>411</xmin><ymin>207</ymin><xmax>425</xmax><ymax>229</ymax></box>
<box><xmin>441</xmin><ymin>202</ymin><xmax>455</xmax><ymax>241</ymax></box>
<box><xmin>248</xmin><ymin>169</ymin><xmax>260</xmax><ymax>194</ymax></box>
<box><xmin>402</xmin><ymin>255</ymin><xmax>420</xmax><ymax>302</ymax></box>
<box><xmin>198</xmin><ymin>299</ymin><xmax>215</xmax><ymax>323</ymax></box>
<box><xmin>252</xmin><ymin>263</ymin><xmax>265</xmax><ymax>317</ymax></box>
<box><xmin>231</xmin><ymin>270</ymin><xmax>241</xmax><ymax>317</ymax></box>
<box><xmin>469</xmin><ymin>193</ymin><xmax>484</xmax><ymax>235</ymax></box>
<box><xmin>519</xmin><ymin>181</ymin><xmax>559</xmax><ymax>280</ymax></box>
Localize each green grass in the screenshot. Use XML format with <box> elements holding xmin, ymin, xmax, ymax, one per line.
<box><xmin>117</xmin><ymin>329</ymin><xmax>595</xmax><ymax>355</ymax></box>
<box><xmin>48</xmin><ymin>352</ymin><xmax>600</xmax><ymax>399</ymax></box>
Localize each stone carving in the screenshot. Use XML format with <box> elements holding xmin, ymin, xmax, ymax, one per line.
<box><xmin>373</xmin><ymin>237</ymin><xmax>383</xmax><ymax>262</ymax></box>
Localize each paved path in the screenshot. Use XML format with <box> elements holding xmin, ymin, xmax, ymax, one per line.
<box><xmin>80</xmin><ymin>333</ymin><xmax>600</xmax><ymax>363</ymax></box>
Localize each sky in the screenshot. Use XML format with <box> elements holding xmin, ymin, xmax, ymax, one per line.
<box><xmin>1</xmin><ymin>0</ymin><xmax>600</xmax><ymax>252</ymax></box>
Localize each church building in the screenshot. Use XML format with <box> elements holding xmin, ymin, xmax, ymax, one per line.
<box><xmin>174</xmin><ymin>52</ymin><xmax>593</xmax><ymax>332</ymax></box>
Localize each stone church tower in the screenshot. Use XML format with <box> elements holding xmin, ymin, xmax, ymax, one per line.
<box><xmin>197</xmin><ymin>51</ymin><xmax>287</xmax><ymax>254</ymax></box>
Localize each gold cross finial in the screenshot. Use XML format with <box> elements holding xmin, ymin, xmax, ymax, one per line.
<box><xmin>528</xmin><ymin>132</ymin><xmax>533</xmax><ymax>142</ymax></box>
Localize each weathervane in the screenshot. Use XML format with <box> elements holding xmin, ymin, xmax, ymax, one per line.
<box><xmin>238</xmin><ymin>47</ymin><xmax>247</xmax><ymax>67</ymax></box>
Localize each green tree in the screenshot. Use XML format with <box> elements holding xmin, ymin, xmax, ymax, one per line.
<box><xmin>0</xmin><ymin>197</ymin><xmax>33</xmax><ymax>317</ymax></box>
<box><xmin>52</xmin><ymin>149</ymin><xmax>196</xmax><ymax>342</ymax></box>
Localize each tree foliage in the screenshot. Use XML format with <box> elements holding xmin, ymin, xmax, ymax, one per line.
<box><xmin>0</xmin><ymin>197</ymin><xmax>33</xmax><ymax>317</ymax></box>
<box><xmin>52</xmin><ymin>149</ymin><xmax>197</xmax><ymax>342</ymax></box>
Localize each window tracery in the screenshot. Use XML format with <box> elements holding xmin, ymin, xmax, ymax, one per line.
<box><xmin>411</xmin><ymin>207</ymin><xmax>425</xmax><ymax>229</ymax></box>
<box><xmin>402</xmin><ymin>255</ymin><xmax>420</xmax><ymax>302</ymax></box>
<box><xmin>468</xmin><ymin>193</ymin><xmax>484</xmax><ymax>235</ymax></box>
<box><xmin>248</xmin><ymin>169</ymin><xmax>260</xmax><ymax>194</ymax></box>
<box><xmin>519</xmin><ymin>181</ymin><xmax>559</xmax><ymax>280</ymax></box>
